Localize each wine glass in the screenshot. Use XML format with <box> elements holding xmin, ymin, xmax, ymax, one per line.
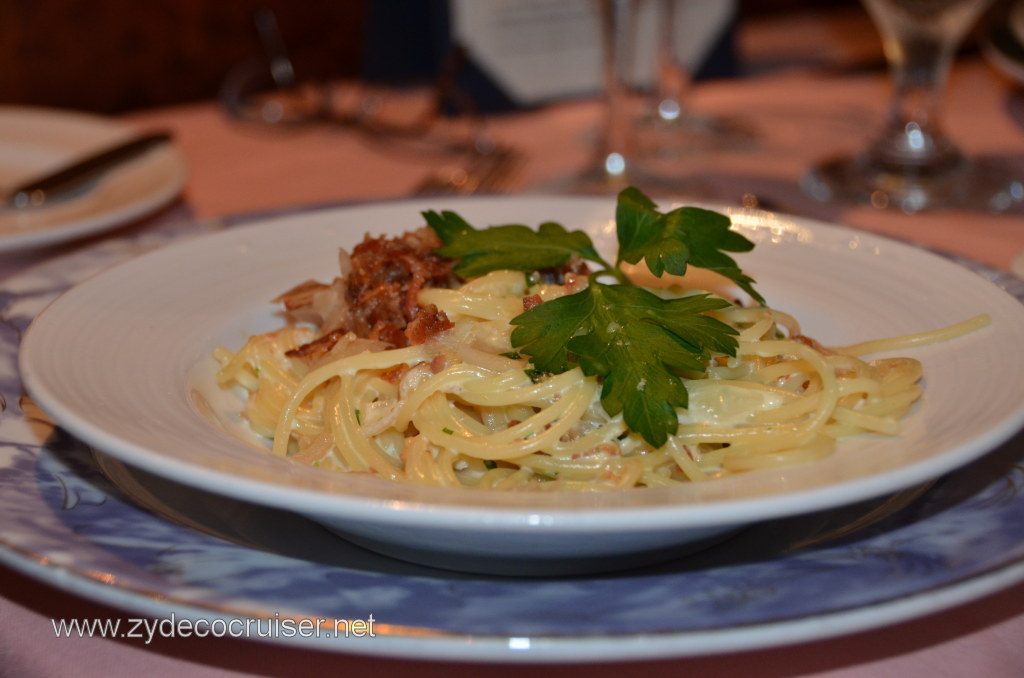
<box><xmin>632</xmin><ymin>0</ymin><xmax>754</xmax><ymax>167</ymax></box>
<box><xmin>803</xmin><ymin>0</ymin><xmax>1023</xmax><ymax>213</ymax></box>
<box><xmin>219</xmin><ymin>9</ymin><xmax>498</xmax><ymax>164</ymax></box>
<box><xmin>557</xmin><ymin>0</ymin><xmax>726</xmax><ymax>196</ymax></box>
<box><xmin>550</xmin><ymin>0</ymin><xmax>642</xmax><ymax>194</ymax></box>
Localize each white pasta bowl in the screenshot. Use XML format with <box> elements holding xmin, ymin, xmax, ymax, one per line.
<box><xmin>19</xmin><ymin>196</ymin><xmax>1024</xmax><ymax>575</ymax></box>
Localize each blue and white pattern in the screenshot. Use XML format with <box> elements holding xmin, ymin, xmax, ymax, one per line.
<box><xmin>1</xmin><ymin>207</ymin><xmax>1022</xmax><ymax>662</ymax></box>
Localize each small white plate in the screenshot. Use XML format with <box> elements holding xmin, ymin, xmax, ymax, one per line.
<box><xmin>0</xmin><ymin>105</ymin><xmax>187</xmax><ymax>251</ymax></box>
<box><xmin>18</xmin><ymin>196</ymin><xmax>1024</xmax><ymax>575</ymax></box>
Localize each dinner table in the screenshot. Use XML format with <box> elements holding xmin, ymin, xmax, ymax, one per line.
<box><xmin>1</xmin><ymin>5</ymin><xmax>1023</xmax><ymax>677</ymax></box>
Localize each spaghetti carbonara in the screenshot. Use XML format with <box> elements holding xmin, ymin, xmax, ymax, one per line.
<box><xmin>213</xmin><ymin>225</ymin><xmax>988</xmax><ymax>491</ymax></box>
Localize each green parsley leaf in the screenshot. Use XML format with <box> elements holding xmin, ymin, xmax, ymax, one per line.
<box><xmin>510</xmin><ymin>281</ymin><xmax>737</xmax><ymax>447</ymax></box>
<box><xmin>424</xmin><ymin>186</ymin><xmax>765</xmax><ymax>449</ymax></box>
<box><xmin>424</xmin><ymin>210</ymin><xmax>606</xmax><ymax>279</ymax></box>
<box><xmin>616</xmin><ymin>187</ymin><xmax>765</xmax><ymax>304</ymax></box>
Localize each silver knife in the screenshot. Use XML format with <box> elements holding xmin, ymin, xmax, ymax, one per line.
<box><xmin>3</xmin><ymin>130</ymin><xmax>174</xmax><ymax>208</ymax></box>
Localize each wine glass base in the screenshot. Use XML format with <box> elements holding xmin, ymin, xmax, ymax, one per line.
<box><xmin>802</xmin><ymin>154</ymin><xmax>1024</xmax><ymax>214</ymax></box>
<box><xmin>543</xmin><ymin>163</ymin><xmax>634</xmax><ymax>196</ymax></box>
<box><xmin>635</xmin><ymin>112</ymin><xmax>757</xmax><ymax>163</ymax></box>
<box><xmin>541</xmin><ymin>162</ymin><xmax>719</xmax><ymax>202</ymax></box>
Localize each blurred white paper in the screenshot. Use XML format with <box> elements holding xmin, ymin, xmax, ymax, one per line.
<box><xmin>451</xmin><ymin>0</ymin><xmax>736</xmax><ymax>105</ymax></box>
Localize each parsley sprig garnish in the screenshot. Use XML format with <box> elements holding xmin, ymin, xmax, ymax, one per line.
<box><xmin>424</xmin><ymin>187</ymin><xmax>765</xmax><ymax>449</ymax></box>
<box><xmin>425</xmin><ymin>211</ymin><xmax>617</xmax><ymax>281</ymax></box>
<box><xmin>509</xmin><ymin>284</ymin><xmax>740</xmax><ymax>448</ymax></box>
<box><xmin>616</xmin><ymin>188</ymin><xmax>765</xmax><ymax>304</ymax></box>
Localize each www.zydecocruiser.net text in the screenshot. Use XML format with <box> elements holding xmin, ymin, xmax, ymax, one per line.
<box><xmin>51</xmin><ymin>613</ymin><xmax>376</xmax><ymax>644</ymax></box>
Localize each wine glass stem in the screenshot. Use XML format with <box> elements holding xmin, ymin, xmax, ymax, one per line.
<box><xmin>873</xmin><ymin>36</ymin><xmax>958</xmax><ymax>168</ymax></box>
<box><xmin>596</xmin><ymin>0</ymin><xmax>637</xmax><ymax>177</ymax></box>
<box><xmin>654</xmin><ymin>0</ymin><xmax>693</xmax><ymax>121</ymax></box>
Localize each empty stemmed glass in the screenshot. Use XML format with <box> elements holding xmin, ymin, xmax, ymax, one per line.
<box><xmin>803</xmin><ymin>0</ymin><xmax>1023</xmax><ymax>213</ymax></box>
<box><xmin>555</xmin><ymin>0</ymin><xmax>642</xmax><ymax>194</ymax></box>
<box><xmin>632</xmin><ymin>0</ymin><xmax>754</xmax><ymax>168</ymax></box>
<box><xmin>219</xmin><ymin>9</ymin><xmax>502</xmax><ymax>165</ymax></box>
<box><xmin>560</xmin><ymin>0</ymin><xmax>736</xmax><ymax>196</ymax></box>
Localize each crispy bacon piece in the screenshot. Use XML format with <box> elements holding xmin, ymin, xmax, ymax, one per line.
<box><xmin>404</xmin><ymin>304</ymin><xmax>454</xmax><ymax>345</ymax></box>
<box><xmin>285</xmin><ymin>329</ymin><xmax>347</xmax><ymax>361</ymax></box>
<box><xmin>283</xmin><ymin>228</ymin><xmax>458</xmax><ymax>358</ymax></box>
<box><xmin>367</xmin><ymin>321</ymin><xmax>406</xmax><ymax>348</ymax></box>
<box><xmin>345</xmin><ymin>228</ymin><xmax>456</xmax><ymax>337</ymax></box>
<box><xmin>380</xmin><ymin>363</ymin><xmax>410</xmax><ymax>384</ymax></box>
<box><xmin>522</xmin><ymin>294</ymin><xmax>543</xmax><ymax>311</ymax></box>
<box><xmin>281</xmin><ymin>229</ymin><xmax>597</xmax><ymax>364</ymax></box>
<box><xmin>285</xmin><ymin>332</ymin><xmax>388</xmax><ymax>367</ymax></box>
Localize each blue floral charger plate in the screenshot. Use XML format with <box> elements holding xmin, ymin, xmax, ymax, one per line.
<box><xmin>0</xmin><ymin>208</ymin><xmax>1022</xmax><ymax>663</ymax></box>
